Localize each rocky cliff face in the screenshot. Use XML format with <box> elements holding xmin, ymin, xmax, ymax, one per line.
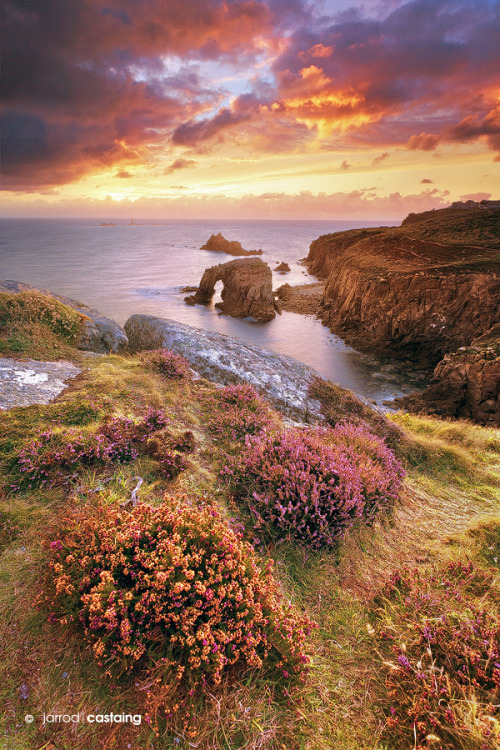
<box><xmin>401</xmin><ymin>325</ymin><xmax>500</xmax><ymax>426</ymax></box>
<box><xmin>186</xmin><ymin>257</ymin><xmax>277</xmax><ymax>322</ymax></box>
<box><xmin>306</xmin><ymin>206</ymin><xmax>500</xmax><ymax>366</ymax></box>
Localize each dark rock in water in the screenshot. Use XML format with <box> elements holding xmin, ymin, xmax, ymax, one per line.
<box><xmin>185</xmin><ymin>257</ymin><xmax>277</xmax><ymax>322</ymax></box>
<box><xmin>201</xmin><ymin>233</ymin><xmax>263</xmax><ymax>257</ymax></box>
<box><xmin>125</xmin><ymin>314</ymin><xmax>325</xmax><ymax>421</ymax></box>
<box><xmin>0</xmin><ymin>280</ymin><xmax>127</xmax><ymax>354</ymax></box>
<box><xmin>180</xmin><ymin>286</ymin><xmax>198</xmax><ymax>293</ymax></box>
<box><xmin>275</xmin><ymin>262</ymin><xmax>291</xmax><ymax>273</ymax></box>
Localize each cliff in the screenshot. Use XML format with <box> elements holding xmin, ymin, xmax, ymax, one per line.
<box><xmin>306</xmin><ymin>204</ymin><xmax>500</xmax><ymax>366</ymax></box>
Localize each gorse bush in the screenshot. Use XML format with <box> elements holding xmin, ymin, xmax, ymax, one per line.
<box><xmin>374</xmin><ymin>562</ymin><xmax>500</xmax><ymax>749</ymax></box>
<box><xmin>222</xmin><ymin>425</ymin><xmax>404</xmax><ymax>549</ymax></box>
<box><xmin>0</xmin><ymin>290</ymin><xmax>85</xmax><ymax>343</ymax></box>
<box><xmin>205</xmin><ymin>384</ymin><xmax>275</xmax><ymax>444</ymax></box>
<box><xmin>139</xmin><ymin>348</ymin><xmax>192</xmax><ymax>380</ymax></box>
<box><xmin>42</xmin><ymin>499</ymin><xmax>313</xmax><ymax>719</ymax></box>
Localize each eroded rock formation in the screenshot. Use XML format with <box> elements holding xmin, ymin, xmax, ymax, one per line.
<box><xmin>0</xmin><ymin>280</ymin><xmax>128</xmax><ymax>353</ymax></box>
<box><xmin>400</xmin><ymin>324</ymin><xmax>500</xmax><ymax>426</ymax></box>
<box><xmin>201</xmin><ymin>233</ymin><xmax>263</xmax><ymax>257</ymax></box>
<box><xmin>185</xmin><ymin>257</ymin><xmax>277</xmax><ymax>322</ymax></box>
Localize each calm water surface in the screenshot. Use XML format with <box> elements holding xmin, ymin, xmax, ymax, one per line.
<box><xmin>0</xmin><ymin>218</ymin><xmax>422</xmax><ymax>407</ymax></box>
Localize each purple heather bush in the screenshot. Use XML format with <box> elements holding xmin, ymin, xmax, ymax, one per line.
<box><xmin>374</xmin><ymin>562</ymin><xmax>500</xmax><ymax>749</ymax></box>
<box><xmin>13</xmin><ymin>407</ymin><xmax>178</xmax><ymax>489</ymax></box>
<box><xmin>325</xmin><ymin>422</ymin><xmax>405</xmax><ymax>519</ymax></box>
<box><xmin>222</xmin><ymin>425</ymin><xmax>405</xmax><ymax>549</ymax></box>
<box><xmin>206</xmin><ymin>384</ymin><xmax>275</xmax><ymax>444</ymax></box>
<box><xmin>138</xmin><ymin>348</ymin><xmax>192</xmax><ymax>380</ymax></box>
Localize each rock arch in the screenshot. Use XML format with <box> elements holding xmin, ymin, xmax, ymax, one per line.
<box><xmin>185</xmin><ymin>257</ymin><xmax>276</xmax><ymax>322</ymax></box>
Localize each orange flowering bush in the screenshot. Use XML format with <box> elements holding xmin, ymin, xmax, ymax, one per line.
<box><xmin>42</xmin><ymin>499</ymin><xmax>312</xmax><ymax>713</ymax></box>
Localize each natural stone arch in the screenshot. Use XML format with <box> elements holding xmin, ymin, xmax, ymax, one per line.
<box><xmin>185</xmin><ymin>257</ymin><xmax>277</xmax><ymax>322</ymax></box>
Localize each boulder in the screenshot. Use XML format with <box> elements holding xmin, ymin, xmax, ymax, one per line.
<box><xmin>275</xmin><ymin>262</ymin><xmax>291</xmax><ymax>273</ymax></box>
<box><xmin>185</xmin><ymin>257</ymin><xmax>277</xmax><ymax>322</ymax></box>
<box><xmin>125</xmin><ymin>314</ymin><xmax>325</xmax><ymax>422</ymax></box>
<box><xmin>0</xmin><ymin>280</ymin><xmax>128</xmax><ymax>354</ymax></box>
<box><xmin>201</xmin><ymin>233</ymin><xmax>263</xmax><ymax>257</ymax></box>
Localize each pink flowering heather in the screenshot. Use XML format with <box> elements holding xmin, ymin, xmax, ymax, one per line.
<box><xmin>206</xmin><ymin>384</ymin><xmax>275</xmax><ymax>444</ymax></box>
<box><xmin>41</xmin><ymin>498</ymin><xmax>313</xmax><ymax>718</ymax></box>
<box><xmin>325</xmin><ymin>422</ymin><xmax>405</xmax><ymax>519</ymax></box>
<box><xmin>223</xmin><ymin>429</ymin><xmax>367</xmax><ymax>549</ymax></box>
<box><xmin>223</xmin><ymin>425</ymin><xmax>405</xmax><ymax>549</ymax></box>
<box><xmin>138</xmin><ymin>348</ymin><xmax>192</xmax><ymax>380</ymax></box>
<box><xmin>374</xmin><ymin>562</ymin><xmax>500</xmax><ymax>749</ymax></box>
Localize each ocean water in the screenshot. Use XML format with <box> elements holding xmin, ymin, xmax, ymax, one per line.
<box><xmin>0</xmin><ymin>217</ymin><xmax>422</xmax><ymax>407</ymax></box>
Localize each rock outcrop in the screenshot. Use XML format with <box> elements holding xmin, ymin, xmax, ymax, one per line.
<box><xmin>185</xmin><ymin>258</ymin><xmax>277</xmax><ymax>322</ymax></box>
<box><xmin>201</xmin><ymin>233</ymin><xmax>263</xmax><ymax>257</ymax></box>
<box><xmin>400</xmin><ymin>324</ymin><xmax>500</xmax><ymax>426</ymax></box>
<box><xmin>0</xmin><ymin>357</ymin><xmax>82</xmax><ymax>410</ymax></box>
<box><xmin>125</xmin><ymin>314</ymin><xmax>322</xmax><ymax>421</ymax></box>
<box><xmin>306</xmin><ymin>205</ymin><xmax>500</xmax><ymax>367</ymax></box>
<box><xmin>0</xmin><ymin>280</ymin><xmax>128</xmax><ymax>354</ymax></box>
<box><xmin>275</xmin><ymin>262</ymin><xmax>291</xmax><ymax>273</ymax></box>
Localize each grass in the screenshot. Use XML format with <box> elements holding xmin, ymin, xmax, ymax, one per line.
<box><xmin>0</xmin><ymin>313</ymin><xmax>498</xmax><ymax>748</ymax></box>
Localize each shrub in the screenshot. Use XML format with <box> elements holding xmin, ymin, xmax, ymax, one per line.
<box><xmin>139</xmin><ymin>348</ymin><xmax>192</xmax><ymax>380</ymax></box>
<box><xmin>325</xmin><ymin>422</ymin><xmax>405</xmax><ymax>519</ymax></box>
<box><xmin>42</xmin><ymin>499</ymin><xmax>313</xmax><ymax>717</ymax></box>
<box><xmin>206</xmin><ymin>384</ymin><xmax>275</xmax><ymax>444</ymax></box>
<box><xmin>13</xmin><ymin>408</ymin><xmax>175</xmax><ymax>488</ymax></box>
<box><xmin>223</xmin><ymin>425</ymin><xmax>404</xmax><ymax>549</ymax></box>
<box><xmin>373</xmin><ymin>563</ymin><xmax>500</xmax><ymax>749</ymax></box>
<box><xmin>0</xmin><ymin>290</ymin><xmax>84</xmax><ymax>343</ymax></box>
<box><xmin>222</xmin><ymin>429</ymin><xmax>366</xmax><ymax>549</ymax></box>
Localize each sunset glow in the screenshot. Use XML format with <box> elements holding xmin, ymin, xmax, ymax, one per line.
<box><xmin>1</xmin><ymin>0</ymin><xmax>499</xmax><ymax>219</ymax></box>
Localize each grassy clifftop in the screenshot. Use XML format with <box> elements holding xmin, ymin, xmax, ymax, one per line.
<box><xmin>0</xmin><ymin>295</ymin><xmax>499</xmax><ymax>749</ymax></box>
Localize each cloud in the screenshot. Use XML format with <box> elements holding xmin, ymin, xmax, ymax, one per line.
<box><xmin>0</xmin><ymin>187</ymin><xmax>453</xmax><ymax>221</ymax></box>
<box><xmin>420</xmin><ymin>178</ymin><xmax>433</xmax><ymax>183</ymax></box>
<box><xmin>340</xmin><ymin>160</ymin><xmax>352</xmax><ymax>169</ymax></box>
<box><xmin>116</xmin><ymin>169</ymin><xmax>135</xmax><ymax>178</ymax></box>
<box><xmin>164</xmin><ymin>158</ymin><xmax>197</xmax><ymax>175</ymax></box>
<box><xmin>2</xmin><ymin>0</ymin><xmax>500</xmax><ymax>191</ymax></box>
<box><xmin>372</xmin><ymin>151</ymin><xmax>390</xmax><ymax>165</ymax></box>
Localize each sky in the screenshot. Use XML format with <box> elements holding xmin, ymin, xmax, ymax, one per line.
<box><xmin>1</xmin><ymin>0</ymin><xmax>499</xmax><ymax>220</ymax></box>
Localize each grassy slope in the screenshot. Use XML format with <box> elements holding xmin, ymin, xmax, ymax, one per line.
<box><xmin>0</xmin><ymin>325</ymin><xmax>498</xmax><ymax>749</ymax></box>
<box><xmin>309</xmin><ymin>206</ymin><xmax>500</xmax><ymax>276</ymax></box>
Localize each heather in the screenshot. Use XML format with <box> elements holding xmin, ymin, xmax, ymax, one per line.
<box><xmin>223</xmin><ymin>425</ymin><xmax>405</xmax><ymax>549</ymax></box>
<box><xmin>372</xmin><ymin>561</ymin><xmax>500</xmax><ymax>749</ymax></box>
<box><xmin>205</xmin><ymin>383</ymin><xmax>277</xmax><ymax>444</ymax></box>
<box><xmin>41</xmin><ymin>499</ymin><xmax>312</xmax><ymax>726</ymax></box>
<box><xmin>139</xmin><ymin>347</ymin><xmax>192</xmax><ymax>380</ymax></box>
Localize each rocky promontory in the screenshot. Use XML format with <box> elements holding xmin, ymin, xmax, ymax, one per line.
<box><xmin>201</xmin><ymin>233</ymin><xmax>263</xmax><ymax>257</ymax></box>
<box><xmin>185</xmin><ymin>257</ymin><xmax>277</xmax><ymax>322</ymax></box>
<box><xmin>306</xmin><ymin>203</ymin><xmax>500</xmax><ymax>366</ymax></box>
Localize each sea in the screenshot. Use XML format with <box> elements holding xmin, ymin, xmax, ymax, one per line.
<box><xmin>0</xmin><ymin>217</ymin><xmax>426</xmax><ymax>408</ymax></box>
